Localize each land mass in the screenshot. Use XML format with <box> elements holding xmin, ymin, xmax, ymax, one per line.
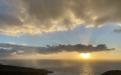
<box><xmin>0</xmin><ymin>64</ymin><xmax>53</xmax><ymax>75</ymax></box>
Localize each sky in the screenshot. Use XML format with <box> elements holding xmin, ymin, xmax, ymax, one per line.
<box><xmin>0</xmin><ymin>0</ymin><xmax>121</xmax><ymax>60</ymax></box>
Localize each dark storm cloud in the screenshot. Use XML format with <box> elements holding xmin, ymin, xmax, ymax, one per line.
<box><xmin>37</xmin><ymin>44</ymin><xmax>114</xmax><ymax>54</ymax></box>
<box><xmin>1</xmin><ymin>0</ymin><xmax>121</xmax><ymax>34</ymax></box>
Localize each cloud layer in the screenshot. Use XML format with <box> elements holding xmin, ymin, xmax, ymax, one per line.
<box><xmin>37</xmin><ymin>44</ymin><xmax>113</xmax><ymax>54</ymax></box>
<box><xmin>0</xmin><ymin>43</ymin><xmax>114</xmax><ymax>56</ymax></box>
<box><xmin>1</xmin><ymin>0</ymin><xmax>121</xmax><ymax>34</ymax></box>
<box><xmin>114</xmin><ymin>28</ymin><xmax>121</xmax><ymax>33</ymax></box>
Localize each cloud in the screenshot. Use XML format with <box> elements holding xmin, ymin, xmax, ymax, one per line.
<box><xmin>1</xmin><ymin>0</ymin><xmax>121</xmax><ymax>34</ymax></box>
<box><xmin>114</xmin><ymin>28</ymin><xmax>121</xmax><ymax>33</ymax></box>
<box><xmin>0</xmin><ymin>43</ymin><xmax>114</xmax><ymax>56</ymax></box>
<box><xmin>37</xmin><ymin>44</ymin><xmax>114</xmax><ymax>54</ymax></box>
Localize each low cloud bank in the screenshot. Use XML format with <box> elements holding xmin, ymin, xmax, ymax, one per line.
<box><xmin>0</xmin><ymin>43</ymin><xmax>114</xmax><ymax>58</ymax></box>
<box><xmin>37</xmin><ymin>44</ymin><xmax>114</xmax><ymax>54</ymax></box>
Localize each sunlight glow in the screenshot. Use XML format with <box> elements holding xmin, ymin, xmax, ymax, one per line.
<box><xmin>80</xmin><ymin>53</ymin><xmax>91</xmax><ymax>59</ymax></box>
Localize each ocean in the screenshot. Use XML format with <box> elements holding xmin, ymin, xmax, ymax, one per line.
<box><xmin>0</xmin><ymin>59</ymin><xmax>121</xmax><ymax>75</ymax></box>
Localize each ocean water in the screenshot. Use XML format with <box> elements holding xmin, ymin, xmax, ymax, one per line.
<box><xmin>0</xmin><ymin>60</ymin><xmax>121</xmax><ymax>75</ymax></box>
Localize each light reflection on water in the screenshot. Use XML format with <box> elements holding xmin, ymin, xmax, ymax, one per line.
<box><xmin>81</xmin><ymin>63</ymin><xmax>94</xmax><ymax>75</ymax></box>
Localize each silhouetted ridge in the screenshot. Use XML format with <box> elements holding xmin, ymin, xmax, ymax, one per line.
<box><xmin>0</xmin><ymin>64</ymin><xmax>53</xmax><ymax>75</ymax></box>
<box><xmin>101</xmin><ymin>70</ymin><xmax>121</xmax><ymax>75</ymax></box>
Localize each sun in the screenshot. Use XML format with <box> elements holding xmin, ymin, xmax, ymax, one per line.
<box><xmin>80</xmin><ymin>53</ymin><xmax>91</xmax><ymax>59</ymax></box>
